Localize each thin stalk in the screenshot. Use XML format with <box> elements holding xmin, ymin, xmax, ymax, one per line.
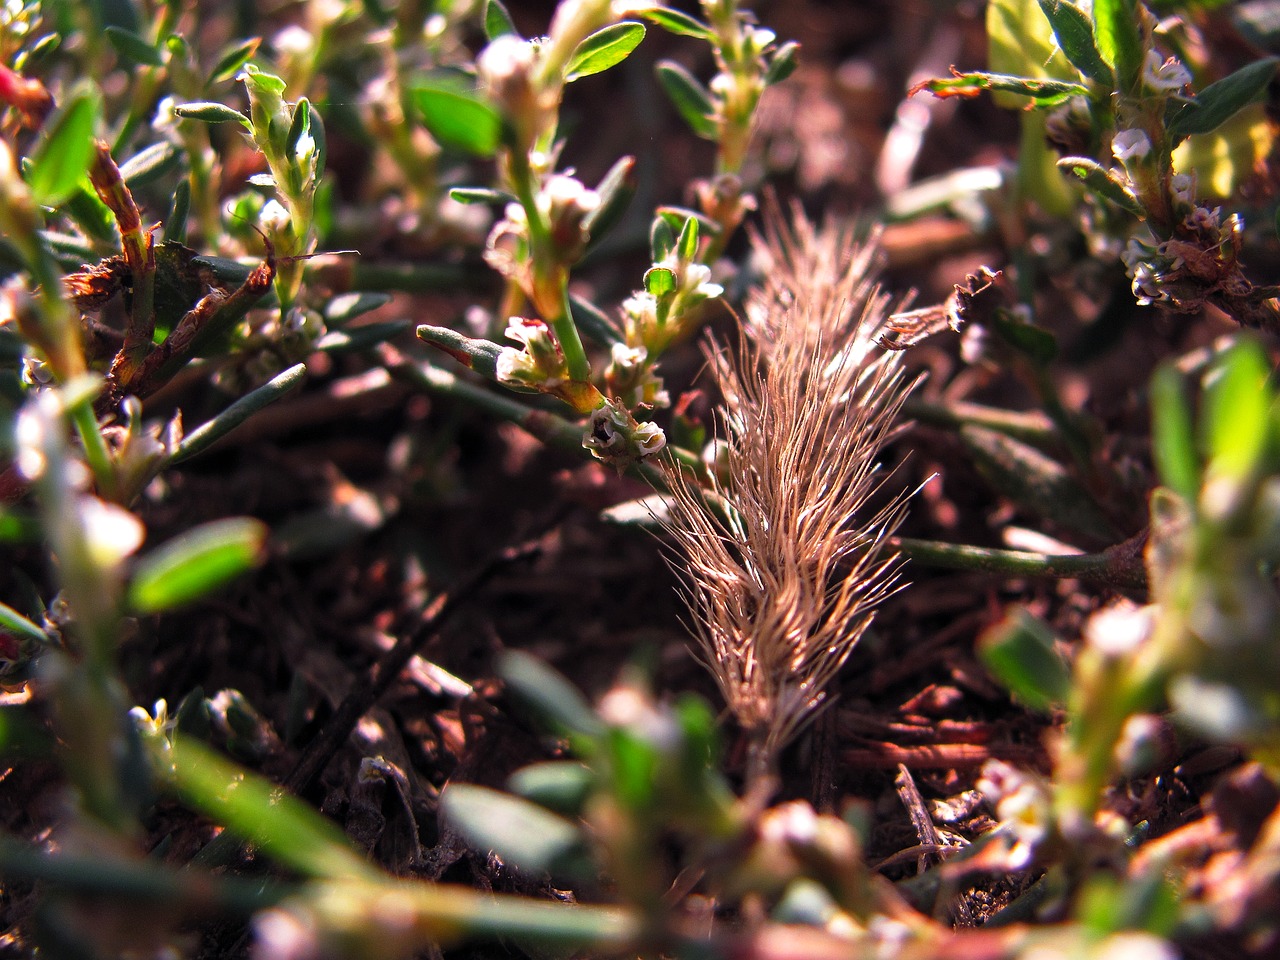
<box><xmin>893</xmin><ymin>535</ymin><xmax>1147</xmax><ymax>591</ymax></box>
<box><xmin>70</xmin><ymin>399</ymin><xmax>118</xmax><ymax>501</ymax></box>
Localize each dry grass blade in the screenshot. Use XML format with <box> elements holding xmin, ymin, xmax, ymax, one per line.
<box><xmin>661</xmin><ymin>204</ymin><xmax>916</xmax><ymax>780</ymax></box>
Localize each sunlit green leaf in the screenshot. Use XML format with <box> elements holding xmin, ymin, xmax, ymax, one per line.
<box><xmin>209</xmin><ymin>37</ymin><xmax>260</xmax><ymax>85</ymax></box>
<box><xmin>1203</xmin><ymin>339</ymin><xmax>1272</xmax><ymax>483</ymax></box>
<box><xmin>1093</xmin><ymin>0</ymin><xmax>1143</xmax><ymax>92</ymax></box>
<box><xmin>676</xmin><ymin>215</ymin><xmax>699</xmax><ymax>262</ymax></box>
<box><xmin>637</xmin><ymin>6</ymin><xmax>712</xmax><ymax>39</ymax></box>
<box><xmin>978</xmin><ymin>608</ymin><xmax>1071</xmax><ymax>713</ymax></box>
<box><xmin>411</xmin><ymin>82</ymin><xmax>502</xmax><ymax>156</ymax></box>
<box><xmin>443</xmin><ymin>785</ymin><xmax>592</xmax><ymax>878</ymax></box>
<box><xmin>173</xmin><ymin>101</ymin><xmax>252</xmax><ymax>127</ymax></box>
<box><xmin>1037</xmin><ymin>0</ymin><xmax>1112</xmax><ymax>86</ymax></box>
<box><xmin>644</xmin><ymin>266</ymin><xmax>676</xmax><ymax>297</ymax></box>
<box><xmin>1058</xmin><ymin>155</ymin><xmax>1143</xmax><ymax>214</ymax></box>
<box><xmin>128</xmin><ymin>518</ymin><xmax>267</xmax><ymax>613</ymax></box>
<box><xmin>170</xmin><ymin>736</ymin><xmax>375</xmax><ymax>880</ymax></box>
<box><xmin>988</xmin><ymin>0</ymin><xmax>1077</xmax><ymax>108</ymax></box>
<box><xmin>1150</xmin><ymin>364</ymin><xmax>1200</xmax><ymax>503</ymax></box>
<box><xmin>566</xmin><ymin>22</ymin><xmax>645</xmax><ymax>82</ymax></box>
<box><xmin>484</xmin><ymin>0</ymin><xmax>518</xmax><ymax>40</ymax></box>
<box><xmin>26</xmin><ymin>85</ymin><xmax>101</xmax><ymax>207</ymax></box>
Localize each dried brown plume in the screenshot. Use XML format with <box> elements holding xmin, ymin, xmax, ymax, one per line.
<box><xmin>661</xmin><ymin>204</ymin><xmax>916</xmax><ymax>779</ymax></box>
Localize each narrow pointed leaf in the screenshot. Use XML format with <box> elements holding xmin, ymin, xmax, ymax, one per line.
<box><xmin>1168</xmin><ymin>58</ymin><xmax>1279</xmax><ymax>140</ymax></box>
<box><xmin>1150</xmin><ymin>363</ymin><xmax>1199</xmax><ymax>502</ymax></box>
<box><xmin>0</xmin><ymin>601</ymin><xmax>46</xmax><ymax>645</ymax></box>
<box><xmin>1037</xmin><ymin>0</ymin><xmax>1112</xmax><ymax>85</ymax></box>
<box><xmin>656</xmin><ymin>60</ymin><xmax>717</xmax><ymax>139</ymax></box>
<box><xmin>1093</xmin><ymin>0</ymin><xmax>1143</xmax><ymax>92</ymax></box>
<box><xmin>174</xmin><ymin>101</ymin><xmax>252</xmax><ymax>127</ymax></box>
<box><xmin>444</xmin><ymin>785</ymin><xmax>591</xmax><ymax>878</ymax></box>
<box><xmin>676</xmin><ymin>215</ymin><xmax>699</xmax><ymax>262</ymax></box>
<box><xmin>582</xmin><ymin>156</ymin><xmax>635</xmax><ymax>244</ymax></box>
<box><xmin>484</xmin><ymin>0</ymin><xmax>518</xmax><ymax>40</ymax></box>
<box><xmin>118</xmin><ymin>141</ymin><xmax>181</xmax><ymax>187</ymax></box>
<box><xmin>209</xmin><ymin>37</ymin><xmax>261</xmax><ymax>85</ymax></box>
<box><xmin>910</xmin><ymin>70</ymin><xmax>1086</xmax><ymax>105</ymax></box>
<box><xmin>26</xmin><ymin>86</ymin><xmax>101</xmax><ymax>207</ymax></box>
<box><xmin>565</xmin><ymin>22</ymin><xmax>646</xmax><ymax>82</ymax></box>
<box><xmin>128</xmin><ymin>518</ymin><xmax>268</xmax><ymax>613</ymax></box>
<box><xmin>765</xmin><ymin>41</ymin><xmax>800</xmax><ymax>86</ymax></box>
<box><xmin>638</xmin><ymin>6</ymin><xmax>712</xmax><ymax>40</ymax></box>
<box><xmin>498</xmin><ymin>650</ymin><xmax>604</xmax><ymax>741</ymax></box>
<box><xmin>1058</xmin><ymin>156</ymin><xmax>1144</xmax><ymax>214</ymax></box>
<box><xmin>105</xmin><ymin>25</ymin><xmax>164</xmax><ymax>67</ymax></box>
<box><xmin>416</xmin><ymin>324</ymin><xmax>502</xmax><ymax>378</ymax></box>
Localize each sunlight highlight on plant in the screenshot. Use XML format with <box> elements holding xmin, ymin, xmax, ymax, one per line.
<box><xmin>661</xmin><ymin>206</ymin><xmax>916</xmax><ymax>778</ymax></box>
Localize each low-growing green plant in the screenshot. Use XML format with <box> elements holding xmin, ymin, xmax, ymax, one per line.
<box><xmin>1</xmin><ymin>0</ymin><xmax>1279</xmax><ymax>957</ymax></box>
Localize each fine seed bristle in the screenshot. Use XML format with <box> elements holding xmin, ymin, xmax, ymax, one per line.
<box><xmin>661</xmin><ymin>203</ymin><xmax>916</xmax><ymax>777</ymax></box>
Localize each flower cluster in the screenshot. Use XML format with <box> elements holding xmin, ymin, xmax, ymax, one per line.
<box><xmin>495</xmin><ymin>316</ymin><xmax>569</xmax><ymax>390</ymax></box>
<box><xmin>582</xmin><ymin>397</ymin><xmax>666</xmax><ymax>471</ymax></box>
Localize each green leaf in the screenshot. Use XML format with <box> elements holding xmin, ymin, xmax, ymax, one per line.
<box><xmin>1058</xmin><ymin>155</ymin><xmax>1144</xmax><ymax>214</ymax></box>
<box><xmin>1093</xmin><ymin>0</ymin><xmax>1143</xmax><ymax>92</ymax></box>
<box><xmin>0</xmin><ymin>601</ymin><xmax>46</xmax><ymax>646</ymax></box>
<box><xmin>443</xmin><ymin>785</ymin><xmax>591</xmax><ymax>878</ymax></box>
<box><xmin>209</xmin><ymin>37</ymin><xmax>260</xmax><ymax>85</ymax></box>
<box><xmin>286</xmin><ymin>97</ymin><xmax>310</xmax><ymax>161</ymax></box>
<box><xmin>173</xmin><ymin>101</ymin><xmax>252</xmax><ymax>127</ymax></box>
<box><xmin>583</xmin><ymin>156</ymin><xmax>636</xmax><ymax>246</ymax></box>
<box><xmin>1203</xmin><ymin>339</ymin><xmax>1272</xmax><ymax>483</ymax></box>
<box><xmin>765</xmin><ymin>41</ymin><xmax>800</xmax><ymax>86</ymax></box>
<box><xmin>26</xmin><ymin>86</ymin><xmax>101</xmax><ymax>207</ymax></box>
<box><xmin>644</xmin><ymin>266</ymin><xmax>676</xmax><ymax>297</ymax></box>
<box><xmin>569</xmin><ymin>292</ymin><xmax>624</xmax><ymax>346</ymax></box>
<box><xmin>676</xmin><ymin>215</ymin><xmax>699</xmax><ymax>262</ymax></box>
<box><xmin>637</xmin><ymin>6</ymin><xmax>712</xmax><ymax>40</ymax></box>
<box><xmin>105</xmin><ymin>25</ymin><xmax>164</xmax><ymax>67</ymax></box>
<box><xmin>911</xmin><ymin>70</ymin><xmax>1086</xmax><ymax>106</ymax></box>
<box><xmin>127</xmin><ymin>518</ymin><xmax>268</xmax><ymax>613</ymax></box>
<box><xmin>411</xmin><ymin>82</ymin><xmax>502</xmax><ymax>156</ymax></box>
<box><xmin>323</xmin><ymin>291</ymin><xmax>393</xmax><ymax>325</ymax></box>
<box><xmin>1168</xmin><ymin>58</ymin><xmax>1279</xmax><ymax>140</ymax></box>
<box><xmin>484</xmin><ymin>0</ymin><xmax>518</xmax><ymax>40</ymax></box>
<box><xmin>63</xmin><ymin>180</ymin><xmax>118</xmax><ymax>243</ymax></box>
<box><xmin>565</xmin><ymin>22</ymin><xmax>645</xmax><ymax>82</ymax></box>
<box><xmin>497</xmin><ymin>650</ymin><xmax>604</xmax><ymax>743</ymax></box>
<box><xmin>656</xmin><ymin>60</ymin><xmax>718</xmax><ymax>139</ymax></box>
<box><xmin>650</xmin><ymin>216</ymin><xmax>676</xmax><ymax>261</ymax></box>
<box><xmin>170</xmin><ymin>736</ymin><xmax>375</xmax><ymax>881</ymax></box>
<box><xmin>416</xmin><ymin>324</ymin><xmax>502</xmax><ymax>379</ymax></box>
<box><xmin>1150</xmin><ymin>363</ymin><xmax>1200</xmax><ymax>503</ymax></box>
<box><xmin>1037</xmin><ymin>0</ymin><xmax>1113</xmax><ymax>86</ymax></box>
<box><xmin>118</xmin><ymin>141</ymin><xmax>181</xmax><ymax>187</ymax></box>
<box><xmin>978</xmin><ymin>608</ymin><xmax>1071</xmax><ymax>713</ymax></box>
<box><xmin>449</xmin><ymin>186</ymin><xmax>515</xmax><ymax>204</ymax></box>
<box><xmin>988</xmin><ymin>0</ymin><xmax>1078</xmax><ymax>108</ymax></box>
<box><xmin>508</xmin><ymin>761</ymin><xmax>594</xmax><ymax>815</ymax></box>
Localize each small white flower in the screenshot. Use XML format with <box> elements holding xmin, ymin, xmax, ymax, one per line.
<box><xmin>1112</xmin><ymin>128</ymin><xmax>1151</xmax><ymax>164</ymax></box>
<box><xmin>633</xmin><ymin>421</ymin><xmax>666</xmax><ymax>456</ymax></box>
<box><xmin>1143</xmin><ymin>50</ymin><xmax>1192</xmax><ymax>92</ymax></box>
<box><xmin>77</xmin><ymin>495</ymin><xmax>146</xmax><ymax>570</ymax></box>
<box><xmin>477</xmin><ymin>34</ymin><xmax>538</xmax><ymax>89</ymax></box>
<box><xmin>609</xmin><ymin>342</ymin><xmax>647</xmax><ymax>369</ymax></box>
<box><xmin>1170</xmin><ymin>172</ymin><xmax>1196</xmax><ymax>207</ymax></box>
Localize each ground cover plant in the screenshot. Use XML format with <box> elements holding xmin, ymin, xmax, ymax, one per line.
<box><xmin>1</xmin><ymin>0</ymin><xmax>1279</xmax><ymax>956</ymax></box>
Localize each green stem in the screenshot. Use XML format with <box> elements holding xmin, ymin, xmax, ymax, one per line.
<box><xmin>893</xmin><ymin>535</ymin><xmax>1147</xmax><ymax>591</ymax></box>
<box><xmin>70</xmin><ymin>400</ymin><xmax>118</xmax><ymax>501</ymax></box>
